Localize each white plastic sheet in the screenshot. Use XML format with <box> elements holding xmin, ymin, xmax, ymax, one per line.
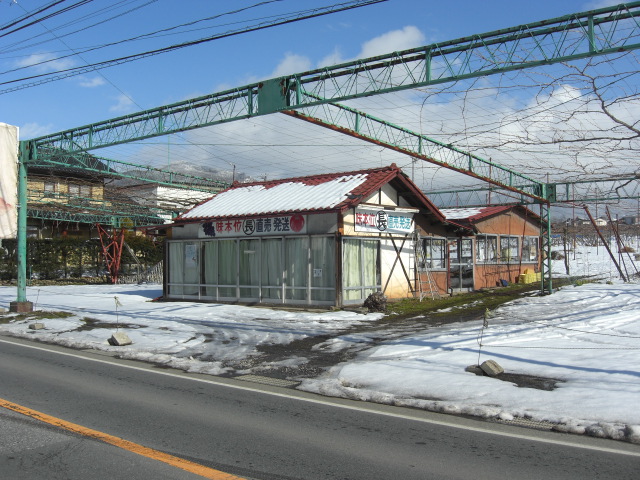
<box><xmin>0</xmin><ymin>123</ymin><xmax>18</xmax><ymax>239</ymax></box>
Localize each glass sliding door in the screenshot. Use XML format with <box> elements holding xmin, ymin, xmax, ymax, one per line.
<box><xmin>261</xmin><ymin>238</ymin><xmax>283</xmax><ymax>301</ymax></box>
<box><xmin>203</xmin><ymin>241</ymin><xmax>218</xmax><ymax>298</ymax></box>
<box><xmin>218</xmin><ymin>240</ymin><xmax>237</xmax><ymax>298</ymax></box>
<box><xmin>239</xmin><ymin>239</ymin><xmax>260</xmax><ymax>300</ymax></box>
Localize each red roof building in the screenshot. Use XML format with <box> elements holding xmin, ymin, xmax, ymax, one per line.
<box><xmin>165</xmin><ymin>165</ymin><xmax>543</xmax><ymax>306</ymax></box>
<box><xmin>439</xmin><ymin>205</ymin><xmax>542</xmax><ymax>290</ymax></box>
<box><xmin>166</xmin><ymin>165</ymin><xmax>458</xmax><ymax>306</ymax></box>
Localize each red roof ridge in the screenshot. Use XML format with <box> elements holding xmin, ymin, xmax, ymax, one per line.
<box><xmin>227</xmin><ymin>164</ymin><xmax>401</xmax><ymax>190</ymax></box>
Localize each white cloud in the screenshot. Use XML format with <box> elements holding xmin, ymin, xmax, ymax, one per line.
<box><xmin>270</xmin><ymin>52</ymin><xmax>312</xmax><ymax>77</ymax></box>
<box><xmin>357</xmin><ymin>26</ymin><xmax>425</xmax><ymax>58</ymax></box>
<box><xmin>15</xmin><ymin>52</ymin><xmax>75</xmax><ymax>73</ymax></box>
<box><xmin>109</xmin><ymin>94</ymin><xmax>135</xmax><ymax>113</ymax></box>
<box><xmin>19</xmin><ymin>122</ymin><xmax>53</xmax><ymax>139</ymax></box>
<box><xmin>583</xmin><ymin>0</ymin><xmax>625</xmax><ymax>9</ymax></box>
<box><xmin>78</xmin><ymin>76</ymin><xmax>106</xmax><ymax>88</ymax></box>
<box><xmin>315</xmin><ymin>26</ymin><xmax>426</xmax><ymax>69</ymax></box>
<box><xmin>318</xmin><ymin>47</ymin><xmax>345</xmax><ymax>68</ymax></box>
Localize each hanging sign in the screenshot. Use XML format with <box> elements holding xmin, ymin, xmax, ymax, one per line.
<box><xmin>199</xmin><ymin>214</ymin><xmax>307</xmax><ymax>238</ymax></box>
<box><xmin>354</xmin><ymin>207</ymin><xmax>414</xmax><ymax>234</ymax></box>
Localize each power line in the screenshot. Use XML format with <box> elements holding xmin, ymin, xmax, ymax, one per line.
<box><xmin>0</xmin><ymin>0</ymin><xmax>387</xmax><ymax>95</ymax></box>
<box><xmin>0</xmin><ymin>0</ymin><xmax>95</xmax><ymax>40</ymax></box>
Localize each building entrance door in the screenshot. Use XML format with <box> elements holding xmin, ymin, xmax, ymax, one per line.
<box><xmin>448</xmin><ymin>238</ymin><xmax>474</xmax><ymax>292</ymax></box>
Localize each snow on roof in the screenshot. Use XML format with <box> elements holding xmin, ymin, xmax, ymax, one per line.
<box><xmin>176</xmin><ymin>165</ymin><xmax>438</xmax><ymax>221</ymax></box>
<box><xmin>181</xmin><ymin>174</ymin><xmax>367</xmax><ymax>219</ymax></box>
<box><xmin>439</xmin><ymin>207</ymin><xmax>484</xmax><ymax>220</ymax></box>
<box><xmin>439</xmin><ymin>205</ymin><xmax>523</xmax><ymax>222</ymax></box>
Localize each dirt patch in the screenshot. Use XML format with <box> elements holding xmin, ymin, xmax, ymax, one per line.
<box><xmin>76</xmin><ymin>317</ymin><xmax>145</xmax><ymax>331</ymax></box>
<box><xmin>226</xmin><ymin>283</ymin><xmax>575</xmax><ymax>387</ymax></box>
<box><xmin>227</xmin><ymin>309</ymin><xmax>488</xmax><ymax>380</ymax></box>
<box><xmin>495</xmin><ymin>372</ymin><xmax>564</xmax><ymax>391</ymax></box>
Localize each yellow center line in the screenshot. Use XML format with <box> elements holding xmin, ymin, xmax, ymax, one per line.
<box><xmin>0</xmin><ymin>397</ymin><xmax>246</xmax><ymax>480</ymax></box>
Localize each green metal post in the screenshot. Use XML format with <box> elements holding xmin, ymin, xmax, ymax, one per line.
<box><xmin>540</xmin><ymin>202</ymin><xmax>553</xmax><ymax>295</ymax></box>
<box><xmin>10</xmin><ymin>141</ymin><xmax>32</xmax><ymax>312</ymax></box>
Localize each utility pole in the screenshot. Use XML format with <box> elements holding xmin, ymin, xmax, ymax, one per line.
<box><xmin>10</xmin><ymin>140</ymin><xmax>33</xmax><ymax>312</ymax></box>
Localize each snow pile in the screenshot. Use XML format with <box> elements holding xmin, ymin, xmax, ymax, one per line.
<box><xmin>1</xmin><ymin>244</ymin><xmax>639</xmax><ymax>442</ymax></box>
<box><xmin>300</xmin><ymin>281</ymin><xmax>640</xmax><ymax>442</ymax></box>
<box><xmin>0</xmin><ymin>284</ymin><xmax>381</xmax><ymax>376</ymax></box>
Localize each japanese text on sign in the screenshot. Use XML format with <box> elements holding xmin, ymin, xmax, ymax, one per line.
<box><xmin>354</xmin><ymin>207</ymin><xmax>413</xmax><ymax>234</ymax></box>
<box><xmin>200</xmin><ymin>214</ymin><xmax>306</xmax><ymax>237</ymax></box>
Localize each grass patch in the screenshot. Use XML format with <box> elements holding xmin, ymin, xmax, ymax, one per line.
<box><xmin>0</xmin><ymin>310</ymin><xmax>74</xmax><ymax>324</ymax></box>
<box><xmin>385</xmin><ymin>277</ymin><xmax>577</xmax><ymax>320</ymax></box>
<box><xmin>385</xmin><ymin>283</ymin><xmax>544</xmax><ymax>320</ymax></box>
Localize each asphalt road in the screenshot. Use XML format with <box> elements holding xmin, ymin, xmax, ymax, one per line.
<box><xmin>1</xmin><ymin>335</ymin><xmax>639</xmax><ymax>480</ymax></box>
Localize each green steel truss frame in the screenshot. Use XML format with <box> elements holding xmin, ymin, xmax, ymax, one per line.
<box><xmin>14</xmin><ymin>2</ymin><xmax>640</xmax><ymax>304</ymax></box>
<box><xmin>33</xmin><ymin>148</ymin><xmax>228</xmax><ymax>192</ymax></box>
<box><xmin>281</xmin><ymin>102</ymin><xmax>548</xmax><ymax>202</ymax></box>
<box><xmin>27</xmin><ymin>208</ymin><xmax>159</xmax><ymax>228</ymax></box>
<box><xmin>25</xmin><ymin>2</ymin><xmax>640</xmax><ymax>155</ymax></box>
<box><xmin>27</xmin><ymin>187</ymin><xmax>169</xmax><ymax>227</ymax></box>
<box><xmin>426</xmin><ymin>175</ymin><xmax>640</xmax><ymax>207</ymax></box>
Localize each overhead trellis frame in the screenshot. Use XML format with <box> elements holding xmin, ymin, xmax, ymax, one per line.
<box><xmin>13</xmin><ymin>2</ymin><xmax>640</xmax><ymax>307</ymax></box>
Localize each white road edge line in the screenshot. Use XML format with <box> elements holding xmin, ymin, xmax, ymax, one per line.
<box><xmin>2</xmin><ymin>336</ymin><xmax>639</xmax><ymax>458</ymax></box>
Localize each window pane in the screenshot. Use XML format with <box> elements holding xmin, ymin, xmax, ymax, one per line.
<box><xmin>362</xmin><ymin>240</ymin><xmax>379</xmax><ymax>287</ymax></box>
<box><xmin>448</xmin><ymin>239</ymin><xmax>459</xmax><ymax>262</ymax></box>
<box><xmin>476</xmin><ymin>236</ymin><xmax>486</xmax><ymax>263</ymax></box>
<box><xmin>500</xmin><ymin>236</ymin><xmax>519</xmax><ymax>262</ymax></box>
<box><xmin>530</xmin><ymin>237</ymin><xmax>538</xmax><ymax>261</ymax></box>
<box><xmin>168</xmin><ymin>242</ymin><xmax>184</xmax><ymax>295</ymax></box>
<box><xmin>487</xmin><ymin>236</ymin><xmax>498</xmax><ymax>263</ymax></box>
<box><xmin>522</xmin><ymin>237</ymin><xmax>538</xmax><ymax>262</ymax></box>
<box><xmin>343</xmin><ymin>239</ymin><xmax>362</xmax><ymax>300</ymax></box>
<box><xmin>239</xmin><ymin>239</ymin><xmax>260</xmax><ymax>298</ymax></box>
<box><xmin>285</xmin><ymin>237</ymin><xmax>308</xmax><ymax>301</ymax></box>
<box><xmin>183</xmin><ymin>242</ymin><xmax>199</xmax><ymax>295</ymax></box>
<box><xmin>460</xmin><ymin>239</ymin><xmax>473</xmax><ymax>263</ymax></box>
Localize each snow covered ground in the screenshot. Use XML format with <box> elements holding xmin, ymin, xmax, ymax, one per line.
<box><xmin>1</xmin><ymin>246</ymin><xmax>639</xmax><ymax>443</ymax></box>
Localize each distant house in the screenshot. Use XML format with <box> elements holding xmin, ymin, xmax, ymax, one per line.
<box><xmin>165</xmin><ymin>164</ymin><xmax>462</xmax><ymax>307</ymax></box>
<box><xmin>439</xmin><ymin>206</ymin><xmax>542</xmax><ymax>291</ymax></box>
<box><xmin>110</xmin><ymin>181</ymin><xmax>222</xmax><ymax>223</ymax></box>
<box><xmin>26</xmin><ymin>152</ymin><xmax>116</xmax><ymax>239</ymax></box>
<box><xmin>26</xmin><ymin>151</ymin><xmax>163</xmax><ymax>239</ymax></box>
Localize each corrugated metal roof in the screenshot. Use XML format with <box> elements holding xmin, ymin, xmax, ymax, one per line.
<box><xmin>178</xmin><ymin>165</ymin><xmax>406</xmax><ymax>221</ymax></box>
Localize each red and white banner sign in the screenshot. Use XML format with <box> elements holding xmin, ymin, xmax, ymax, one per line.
<box><xmin>199</xmin><ymin>214</ymin><xmax>307</xmax><ymax>237</ymax></box>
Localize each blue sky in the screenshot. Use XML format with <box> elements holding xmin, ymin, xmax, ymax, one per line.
<box><xmin>0</xmin><ymin>0</ymin><xmax>613</xmax><ymax>138</ymax></box>
<box><xmin>2</xmin><ymin>0</ymin><xmax>638</xmax><ymax>213</ymax></box>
